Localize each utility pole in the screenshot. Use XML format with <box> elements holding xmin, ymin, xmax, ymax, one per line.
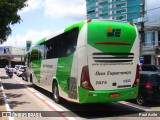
<box><xmin>140</xmin><ymin>0</ymin><xmax>145</xmax><ymax>56</ymax></box>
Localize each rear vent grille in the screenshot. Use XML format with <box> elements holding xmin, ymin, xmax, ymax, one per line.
<box><xmin>93</xmin><ymin>53</ymin><xmax>134</xmax><ymax>63</ymax></box>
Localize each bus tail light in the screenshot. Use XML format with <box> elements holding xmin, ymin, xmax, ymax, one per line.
<box><xmin>132</xmin><ymin>64</ymin><xmax>140</xmax><ymax>87</ymax></box>
<box><xmin>130</xmin><ymin>22</ymin><xmax>134</xmax><ymax>26</ymax></box>
<box><xmin>87</xmin><ymin>19</ymin><xmax>92</xmax><ymax>23</ymax></box>
<box><xmin>80</xmin><ymin>65</ymin><xmax>94</xmax><ymax>90</ymax></box>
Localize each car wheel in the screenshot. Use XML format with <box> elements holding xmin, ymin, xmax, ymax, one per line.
<box><xmin>136</xmin><ymin>95</ymin><xmax>145</xmax><ymax>106</ymax></box>
<box><xmin>53</xmin><ymin>81</ymin><xmax>62</xmax><ymax>103</ymax></box>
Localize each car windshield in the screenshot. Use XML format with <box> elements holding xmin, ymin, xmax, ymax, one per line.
<box><xmin>16</xmin><ymin>65</ymin><xmax>21</xmax><ymax>69</ymax></box>
<box><xmin>141</xmin><ymin>65</ymin><xmax>158</xmax><ymax>71</ymax></box>
<box><xmin>20</xmin><ymin>67</ymin><xmax>26</xmax><ymax>70</ymax></box>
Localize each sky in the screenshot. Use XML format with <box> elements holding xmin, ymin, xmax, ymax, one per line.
<box><xmin>0</xmin><ymin>0</ymin><xmax>86</xmax><ymax>48</ymax></box>
<box><xmin>0</xmin><ymin>0</ymin><xmax>160</xmax><ymax>48</ymax></box>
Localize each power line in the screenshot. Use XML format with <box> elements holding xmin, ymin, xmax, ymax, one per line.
<box><xmin>147</xmin><ymin>6</ymin><xmax>160</xmax><ymax>11</ymax></box>
<box><xmin>146</xmin><ymin>18</ymin><xmax>160</xmax><ymax>23</ymax></box>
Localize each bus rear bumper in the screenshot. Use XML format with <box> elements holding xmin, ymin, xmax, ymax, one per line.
<box><xmin>78</xmin><ymin>86</ymin><xmax>139</xmax><ymax>104</ymax></box>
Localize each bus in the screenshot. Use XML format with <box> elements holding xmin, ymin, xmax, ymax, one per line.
<box><xmin>25</xmin><ymin>20</ymin><xmax>139</xmax><ymax>104</ymax></box>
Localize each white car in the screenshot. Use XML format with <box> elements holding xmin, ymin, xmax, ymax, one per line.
<box><xmin>17</xmin><ymin>66</ymin><xmax>27</xmax><ymax>77</ymax></box>
<box><xmin>14</xmin><ymin>65</ymin><xmax>23</xmax><ymax>74</ymax></box>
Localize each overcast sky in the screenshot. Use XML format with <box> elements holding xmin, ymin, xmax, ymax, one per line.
<box><xmin>0</xmin><ymin>0</ymin><xmax>160</xmax><ymax>48</ymax></box>
<box><xmin>146</xmin><ymin>0</ymin><xmax>160</xmax><ymax>22</ymax></box>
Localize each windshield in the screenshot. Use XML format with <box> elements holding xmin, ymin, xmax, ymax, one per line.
<box><xmin>141</xmin><ymin>65</ymin><xmax>158</xmax><ymax>71</ymax></box>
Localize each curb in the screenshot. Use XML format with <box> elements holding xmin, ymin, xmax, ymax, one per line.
<box><xmin>0</xmin><ymin>78</ymin><xmax>14</xmax><ymax>120</ymax></box>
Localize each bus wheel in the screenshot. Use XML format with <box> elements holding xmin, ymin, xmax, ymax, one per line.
<box><xmin>30</xmin><ymin>74</ymin><xmax>34</xmax><ymax>88</ymax></box>
<box><xmin>30</xmin><ymin>74</ymin><xmax>33</xmax><ymax>82</ymax></box>
<box><xmin>53</xmin><ymin>81</ymin><xmax>61</xmax><ymax>103</ymax></box>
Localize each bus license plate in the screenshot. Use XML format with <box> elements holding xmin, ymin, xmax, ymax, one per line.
<box><xmin>109</xmin><ymin>93</ymin><xmax>120</xmax><ymax>98</ymax></box>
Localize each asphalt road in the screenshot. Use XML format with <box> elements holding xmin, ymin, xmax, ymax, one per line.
<box><xmin>0</xmin><ymin>68</ymin><xmax>160</xmax><ymax>120</ymax></box>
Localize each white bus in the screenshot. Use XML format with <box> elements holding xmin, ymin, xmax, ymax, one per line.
<box><xmin>25</xmin><ymin>20</ymin><xmax>139</xmax><ymax>104</ymax></box>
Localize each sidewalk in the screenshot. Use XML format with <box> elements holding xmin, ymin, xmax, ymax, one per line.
<box><xmin>0</xmin><ymin>73</ymin><xmax>9</xmax><ymax>120</ymax></box>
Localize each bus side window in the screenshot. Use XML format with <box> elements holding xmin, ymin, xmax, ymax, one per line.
<box><xmin>44</xmin><ymin>27</ymin><xmax>79</xmax><ymax>59</ymax></box>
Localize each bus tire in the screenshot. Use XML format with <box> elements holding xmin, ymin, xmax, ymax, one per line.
<box><xmin>30</xmin><ymin>74</ymin><xmax>34</xmax><ymax>88</ymax></box>
<box><xmin>52</xmin><ymin>81</ymin><xmax>62</xmax><ymax>103</ymax></box>
<box><xmin>30</xmin><ymin>74</ymin><xmax>33</xmax><ymax>83</ymax></box>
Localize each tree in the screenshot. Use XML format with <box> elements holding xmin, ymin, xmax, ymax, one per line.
<box><xmin>0</xmin><ymin>0</ymin><xmax>28</xmax><ymax>44</ymax></box>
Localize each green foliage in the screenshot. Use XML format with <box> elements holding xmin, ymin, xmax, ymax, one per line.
<box><xmin>31</xmin><ymin>49</ymin><xmax>42</xmax><ymax>61</ymax></box>
<box><xmin>0</xmin><ymin>0</ymin><xmax>28</xmax><ymax>44</ymax></box>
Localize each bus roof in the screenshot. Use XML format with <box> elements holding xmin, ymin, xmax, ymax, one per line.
<box><xmin>33</xmin><ymin>19</ymin><xmax>135</xmax><ymax>46</ymax></box>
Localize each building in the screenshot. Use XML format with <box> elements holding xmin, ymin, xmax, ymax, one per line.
<box><xmin>142</xmin><ymin>19</ymin><xmax>160</xmax><ymax>65</ymax></box>
<box><xmin>86</xmin><ymin>0</ymin><xmax>142</xmax><ymax>22</ymax></box>
<box><xmin>0</xmin><ymin>46</ymin><xmax>25</xmax><ymax>68</ymax></box>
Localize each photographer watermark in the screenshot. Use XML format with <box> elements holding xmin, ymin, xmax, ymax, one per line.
<box><xmin>2</xmin><ymin>112</ymin><xmax>42</xmax><ymax>118</ymax></box>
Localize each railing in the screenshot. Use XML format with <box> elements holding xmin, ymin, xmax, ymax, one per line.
<box><xmin>142</xmin><ymin>42</ymin><xmax>160</xmax><ymax>48</ymax></box>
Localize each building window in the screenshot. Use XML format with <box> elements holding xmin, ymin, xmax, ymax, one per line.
<box><xmin>145</xmin><ymin>32</ymin><xmax>154</xmax><ymax>47</ymax></box>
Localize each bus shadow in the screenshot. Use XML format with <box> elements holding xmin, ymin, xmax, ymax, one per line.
<box><xmin>60</xmin><ymin>102</ymin><xmax>145</xmax><ymax>118</ymax></box>
<box><xmin>33</xmin><ymin>85</ymin><xmax>145</xmax><ymax>118</ymax></box>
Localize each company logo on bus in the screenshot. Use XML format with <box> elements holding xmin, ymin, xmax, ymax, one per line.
<box><xmin>107</xmin><ymin>26</ymin><xmax>121</xmax><ymax>37</ymax></box>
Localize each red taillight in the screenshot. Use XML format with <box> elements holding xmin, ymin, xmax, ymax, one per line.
<box><xmin>132</xmin><ymin>64</ymin><xmax>140</xmax><ymax>87</ymax></box>
<box><xmin>130</xmin><ymin>22</ymin><xmax>134</xmax><ymax>26</ymax></box>
<box><xmin>145</xmin><ymin>82</ymin><xmax>152</xmax><ymax>90</ymax></box>
<box><xmin>80</xmin><ymin>65</ymin><xmax>94</xmax><ymax>90</ymax></box>
<box><xmin>87</xmin><ymin>19</ymin><xmax>92</xmax><ymax>23</ymax></box>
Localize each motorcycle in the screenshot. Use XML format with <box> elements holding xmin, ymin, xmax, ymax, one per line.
<box><xmin>7</xmin><ymin>71</ymin><xmax>13</xmax><ymax>78</ymax></box>
<box><xmin>5</xmin><ymin>67</ymin><xmax>13</xmax><ymax>78</ymax></box>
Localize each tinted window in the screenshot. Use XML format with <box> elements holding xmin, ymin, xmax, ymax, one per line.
<box><xmin>21</xmin><ymin>67</ymin><xmax>27</xmax><ymax>69</ymax></box>
<box><xmin>29</xmin><ymin>27</ymin><xmax>79</xmax><ymax>60</ymax></box>
<box><xmin>30</xmin><ymin>46</ymin><xmax>41</xmax><ymax>61</ymax></box>
<box><xmin>141</xmin><ymin>65</ymin><xmax>158</xmax><ymax>71</ymax></box>
<box><xmin>45</xmin><ymin>27</ymin><xmax>79</xmax><ymax>59</ymax></box>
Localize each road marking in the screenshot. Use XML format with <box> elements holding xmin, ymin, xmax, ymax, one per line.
<box><xmin>13</xmin><ymin>77</ymin><xmax>76</xmax><ymax>120</ymax></box>
<box><xmin>45</xmin><ymin>101</ymin><xmax>63</xmax><ymax>111</ymax></box>
<box><xmin>0</xmin><ymin>79</ymin><xmax>14</xmax><ymax>120</ymax></box>
<box><xmin>26</xmin><ymin>87</ymin><xmax>36</xmax><ymax>93</ymax></box>
<box><xmin>118</xmin><ymin>101</ymin><xmax>149</xmax><ymax>111</ymax></box>
<box><xmin>34</xmin><ymin>93</ymin><xmax>46</xmax><ymax>101</ymax></box>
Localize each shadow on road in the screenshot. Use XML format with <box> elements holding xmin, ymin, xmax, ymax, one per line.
<box><xmin>0</xmin><ymin>76</ymin><xmax>31</xmax><ymax>109</ymax></box>
<box><xmin>33</xmin><ymin>85</ymin><xmax>145</xmax><ymax>118</ymax></box>
<box><xmin>8</xmin><ymin>101</ymin><xmax>30</xmax><ymax>109</ymax></box>
<box><xmin>2</xmin><ymin>83</ymin><xmax>26</xmax><ymax>90</ymax></box>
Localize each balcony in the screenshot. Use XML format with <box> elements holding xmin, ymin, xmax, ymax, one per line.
<box><xmin>143</xmin><ymin>41</ymin><xmax>160</xmax><ymax>47</ymax></box>
<box><xmin>142</xmin><ymin>42</ymin><xmax>160</xmax><ymax>54</ymax></box>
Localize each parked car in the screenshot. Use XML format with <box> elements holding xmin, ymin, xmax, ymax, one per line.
<box><xmin>156</xmin><ymin>65</ymin><xmax>160</xmax><ymax>71</ymax></box>
<box><xmin>22</xmin><ymin>67</ymin><xmax>29</xmax><ymax>81</ymax></box>
<box><xmin>14</xmin><ymin>65</ymin><xmax>23</xmax><ymax>74</ymax></box>
<box><xmin>17</xmin><ymin>66</ymin><xmax>27</xmax><ymax>77</ymax></box>
<box><xmin>135</xmin><ymin>71</ymin><xmax>160</xmax><ymax>105</ymax></box>
<box><xmin>140</xmin><ymin>64</ymin><xmax>159</xmax><ymax>72</ymax></box>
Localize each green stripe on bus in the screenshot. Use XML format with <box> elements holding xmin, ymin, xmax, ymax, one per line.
<box><xmin>78</xmin><ymin>86</ymin><xmax>138</xmax><ymax>103</ymax></box>
<box><xmin>31</xmin><ymin>60</ymin><xmax>42</xmax><ymax>83</ymax></box>
<box><xmin>35</xmin><ymin>37</ymin><xmax>46</xmax><ymax>46</ymax></box>
<box><xmin>56</xmin><ymin>21</ymin><xmax>86</xmax><ymax>93</ymax></box>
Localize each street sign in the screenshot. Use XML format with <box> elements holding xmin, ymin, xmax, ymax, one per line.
<box><xmin>140</xmin><ymin>56</ymin><xmax>144</xmax><ymax>64</ymax></box>
<box><xmin>26</xmin><ymin>41</ymin><xmax>32</xmax><ymax>51</ymax></box>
